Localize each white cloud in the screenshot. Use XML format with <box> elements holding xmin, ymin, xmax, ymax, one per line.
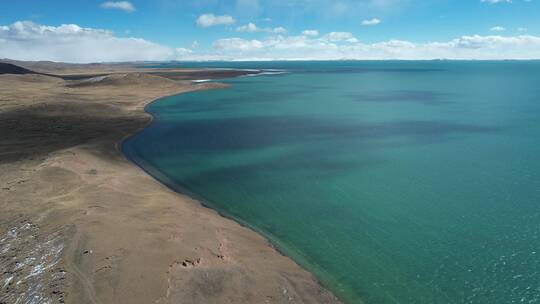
<box><xmin>236</xmin><ymin>22</ymin><xmax>287</xmax><ymax>34</ymax></box>
<box><xmin>323</xmin><ymin>32</ymin><xmax>358</xmax><ymax>43</ymax></box>
<box><xmin>302</xmin><ymin>30</ymin><xmax>320</xmax><ymax>37</ymax></box>
<box><xmin>100</xmin><ymin>1</ymin><xmax>136</xmax><ymax>13</ymax></box>
<box><xmin>362</xmin><ymin>18</ymin><xmax>381</xmax><ymax>26</ymax></box>
<box><xmin>490</xmin><ymin>26</ymin><xmax>506</xmax><ymax>32</ymax></box>
<box><xmin>518</xmin><ymin>27</ymin><xmax>528</xmax><ymax>32</ymax></box>
<box><xmin>175</xmin><ymin>48</ymin><xmax>193</xmax><ymax>55</ymax></box>
<box><xmin>0</xmin><ymin>21</ymin><xmax>173</xmax><ymax>63</ymax></box>
<box><xmin>194</xmin><ymin>34</ymin><xmax>540</xmax><ymax>61</ymax></box>
<box><xmin>2</xmin><ymin>21</ymin><xmax>540</xmax><ymax>63</ymax></box>
<box><xmin>196</xmin><ymin>14</ymin><xmax>236</xmax><ymax>27</ymax></box>
<box><xmin>236</xmin><ymin>22</ymin><xmax>259</xmax><ymax>32</ymax></box>
<box><xmin>480</xmin><ymin>0</ymin><xmax>512</xmax><ymax>3</ymax></box>
<box><xmin>213</xmin><ymin>38</ymin><xmax>264</xmax><ymax>51</ymax></box>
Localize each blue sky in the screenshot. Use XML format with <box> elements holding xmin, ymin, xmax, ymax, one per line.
<box><xmin>1</xmin><ymin>0</ymin><xmax>539</xmax><ymax>62</ymax></box>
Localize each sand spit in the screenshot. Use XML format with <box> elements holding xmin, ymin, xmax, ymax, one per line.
<box><xmin>0</xmin><ymin>64</ymin><xmax>341</xmax><ymax>304</ymax></box>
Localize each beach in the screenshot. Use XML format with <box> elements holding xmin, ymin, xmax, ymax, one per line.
<box><xmin>0</xmin><ymin>62</ymin><xmax>341</xmax><ymax>304</ymax></box>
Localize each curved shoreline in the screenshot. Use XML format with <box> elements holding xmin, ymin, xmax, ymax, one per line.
<box><xmin>0</xmin><ymin>71</ymin><xmax>342</xmax><ymax>304</ymax></box>
<box><xmin>120</xmin><ymin>82</ymin><xmax>347</xmax><ymax>303</ymax></box>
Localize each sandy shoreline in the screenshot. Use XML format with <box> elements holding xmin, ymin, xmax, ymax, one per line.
<box><xmin>0</xmin><ymin>63</ymin><xmax>341</xmax><ymax>304</ymax></box>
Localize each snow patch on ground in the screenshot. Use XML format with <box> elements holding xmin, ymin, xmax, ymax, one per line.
<box><xmin>0</xmin><ymin>221</ymin><xmax>66</xmax><ymax>304</ymax></box>
<box><xmin>80</xmin><ymin>75</ymin><xmax>109</xmax><ymax>83</ymax></box>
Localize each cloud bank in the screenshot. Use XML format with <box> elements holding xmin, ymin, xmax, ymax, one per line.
<box><xmin>196</xmin><ymin>14</ymin><xmax>236</xmax><ymax>27</ymax></box>
<box><xmin>362</xmin><ymin>18</ymin><xmax>381</xmax><ymax>26</ymax></box>
<box><xmin>202</xmin><ymin>34</ymin><xmax>540</xmax><ymax>61</ymax></box>
<box><xmin>236</xmin><ymin>22</ymin><xmax>287</xmax><ymax>34</ymax></box>
<box><xmin>100</xmin><ymin>1</ymin><xmax>136</xmax><ymax>13</ymax></box>
<box><xmin>0</xmin><ymin>21</ymin><xmax>172</xmax><ymax>63</ymax></box>
<box><xmin>1</xmin><ymin>21</ymin><xmax>540</xmax><ymax>63</ymax></box>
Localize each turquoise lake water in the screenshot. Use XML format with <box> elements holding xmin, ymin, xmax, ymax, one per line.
<box><xmin>123</xmin><ymin>61</ymin><xmax>540</xmax><ymax>303</ymax></box>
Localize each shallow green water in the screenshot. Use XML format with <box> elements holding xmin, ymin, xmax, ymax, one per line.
<box><xmin>123</xmin><ymin>61</ymin><xmax>540</xmax><ymax>303</ymax></box>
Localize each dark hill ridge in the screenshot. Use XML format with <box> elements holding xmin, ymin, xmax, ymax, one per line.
<box><xmin>0</xmin><ymin>61</ymin><xmax>257</xmax><ymax>81</ymax></box>
<box><xmin>0</xmin><ymin>62</ymin><xmax>37</xmax><ymax>75</ymax></box>
<box><xmin>0</xmin><ymin>62</ymin><xmax>106</xmax><ymax>80</ymax></box>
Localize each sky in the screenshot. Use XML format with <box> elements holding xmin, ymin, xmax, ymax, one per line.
<box><xmin>1</xmin><ymin>0</ymin><xmax>539</xmax><ymax>62</ymax></box>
